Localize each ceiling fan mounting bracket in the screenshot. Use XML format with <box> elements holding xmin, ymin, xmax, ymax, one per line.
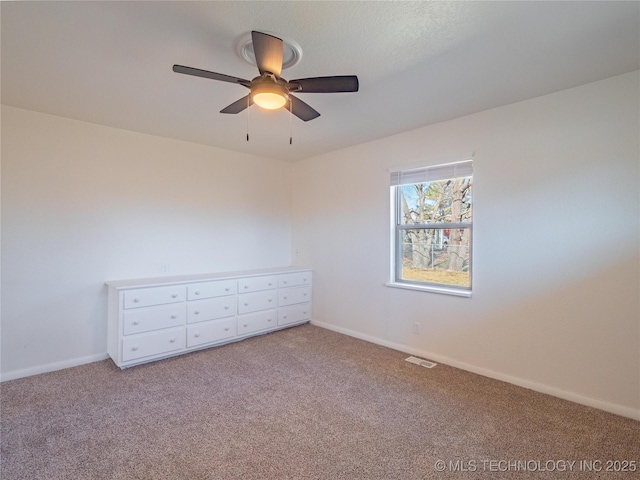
<box><xmin>236</xmin><ymin>31</ymin><xmax>303</xmax><ymax>70</ymax></box>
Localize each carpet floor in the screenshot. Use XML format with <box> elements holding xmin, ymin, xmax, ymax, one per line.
<box><xmin>1</xmin><ymin>324</ymin><xmax>638</xmax><ymax>479</ymax></box>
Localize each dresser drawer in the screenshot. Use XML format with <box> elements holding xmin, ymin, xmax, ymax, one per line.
<box><xmin>187</xmin><ymin>296</ymin><xmax>236</xmax><ymax>324</ymax></box>
<box><xmin>187</xmin><ymin>318</ymin><xmax>236</xmax><ymax>348</ymax></box>
<box><xmin>123</xmin><ymin>286</ymin><xmax>186</xmax><ymax>309</ymax></box>
<box><xmin>279</xmin><ymin>271</ymin><xmax>312</xmax><ymax>288</ymax></box>
<box><xmin>278</xmin><ymin>304</ymin><xmax>311</xmax><ymax>326</ymax></box>
<box><xmin>187</xmin><ymin>280</ymin><xmax>236</xmax><ymax>300</ymax></box>
<box><xmin>238</xmin><ymin>290</ymin><xmax>277</xmax><ymax>314</ymax></box>
<box><xmin>121</xmin><ymin>328</ymin><xmax>185</xmax><ymax>362</ymax></box>
<box><xmin>237</xmin><ymin>310</ymin><xmax>277</xmax><ymax>336</ymax></box>
<box><xmin>237</xmin><ymin>275</ymin><xmax>277</xmax><ymax>293</ymax></box>
<box><xmin>278</xmin><ymin>286</ymin><xmax>311</xmax><ymax>307</ymax></box>
<box><xmin>123</xmin><ymin>303</ymin><xmax>185</xmax><ymax>336</ymax></box>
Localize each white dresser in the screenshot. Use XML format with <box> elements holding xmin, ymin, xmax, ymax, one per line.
<box><xmin>106</xmin><ymin>267</ymin><xmax>312</xmax><ymax>368</ymax></box>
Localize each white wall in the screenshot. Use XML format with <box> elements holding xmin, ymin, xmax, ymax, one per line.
<box><xmin>292</xmin><ymin>71</ymin><xmax>640</xmax><ymax>418</ymax></box>
<box><xmin>1</xmin><ymin>106</ymin><xmax>292</xmax><ymax>379</ymax></box>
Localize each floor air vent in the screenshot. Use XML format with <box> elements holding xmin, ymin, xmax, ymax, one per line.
<box><xmin>405</xmin><ymin>356</ymin><xmax>437</xmax><ymax>368</ymax></box>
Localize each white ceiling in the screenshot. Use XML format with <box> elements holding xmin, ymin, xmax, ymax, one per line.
<box><xmin>2</xmin><ymin>1</ymin><xmax>639</xmax><ymax>162</ymax></box>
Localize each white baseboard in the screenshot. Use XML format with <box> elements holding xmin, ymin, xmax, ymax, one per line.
<box><xmin>1</xmin><ymin>353</ymin><xmax>110</xmax><ymax>382</ymax></box>
<box><xmin>311</xmin><ymin>320</ymin><xmax>640</xmax><ymax>421</ymax></box>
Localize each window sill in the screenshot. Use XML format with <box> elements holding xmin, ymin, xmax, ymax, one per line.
<box><xmin>385</xmin><ymin>282</ymin><xmax>472</xmax><ymax>298</ymax></box>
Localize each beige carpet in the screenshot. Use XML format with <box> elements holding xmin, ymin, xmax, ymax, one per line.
<box><xmin>1</xmin><ymin>324</ymin><xmax>638</xmax><ymax>479</ymax></box>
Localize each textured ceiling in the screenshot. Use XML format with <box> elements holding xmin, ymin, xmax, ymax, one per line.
<box><xmin>2</xmin><ymin>1</ymin><xmax>639</xmax><ymax>161</ymax></box>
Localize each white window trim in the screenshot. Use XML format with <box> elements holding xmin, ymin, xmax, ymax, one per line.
<box><xmin>385</xmin><ymin>281</ymin><xmax>472</xmax><ymax>297</ymax></box>
<box><xmin>388</xmin><ymin>156</ymin><xmax>473</xmax><ymax>297</ymax></box>
<box><xmin>388</xmin><ymin>153</ymin><xmax>474</xmax><ymax>176</ymax></box>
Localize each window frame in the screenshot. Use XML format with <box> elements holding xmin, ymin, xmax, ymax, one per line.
<box><xmin>387</xmin><ymin>159</ymin><xmax>473</xmax><ymax>297</ymax></box>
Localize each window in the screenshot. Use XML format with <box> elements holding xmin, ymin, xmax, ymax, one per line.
<box><xmin>389</xmin><ymin>160</ymin><xmax>473</xmax><ymax>295</ymax></box>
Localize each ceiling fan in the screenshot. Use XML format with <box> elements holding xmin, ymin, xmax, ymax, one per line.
<box><xmin>173</xmin><ymin>31</ymin><xmax>359</xmax><ymax>122</ymax></box>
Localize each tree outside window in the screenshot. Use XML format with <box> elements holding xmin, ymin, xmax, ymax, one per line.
<box><xmin>391</xmin><ymin>160</ymin><xmax>472</xmax><ymax>292</ymax></box>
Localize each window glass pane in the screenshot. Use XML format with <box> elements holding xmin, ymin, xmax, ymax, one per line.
<box><xmin>399</xmin><ymin>177</ymin><xmax>472</xmax><ymax>225</ymax></box>
<box><xmin>392</xmin><ymin>162</ymin><xmax>472</xmax><ymax>293</ymax></box>
<box><xmin>400</xmin><ymin>228</ymin><xmax>471</xmax><ymax>288</ymax></box>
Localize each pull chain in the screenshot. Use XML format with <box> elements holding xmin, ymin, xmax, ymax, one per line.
<box><xmin>246</xmin><ymin>95</ymin><xmax>250</xmax><ymax>142</ymax></box>
<box><xmin>289</xmin><ymin>100</ymin><xmax>293</xmax><ymax>145</ymax></box>
<box><xmin>246</xmin><ymin>97</ymin><xmax>294</xmax><ymax>144</ymax></box>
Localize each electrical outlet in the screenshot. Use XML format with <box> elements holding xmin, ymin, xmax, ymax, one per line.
<box><xmin>413</xmin><ymin>322</ymin><xmax>421</xmax><ymax>334</ymax></box>
<box><xmin>160</xmin><ymin>264</ymin><xmax>168</xmax><ymax>273</ymax></box>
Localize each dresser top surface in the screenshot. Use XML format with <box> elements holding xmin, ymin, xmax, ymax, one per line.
<box><xmin>106</xmin><ymin>266</ymin><xmax>312</xmax><ymax>289</ymax></box>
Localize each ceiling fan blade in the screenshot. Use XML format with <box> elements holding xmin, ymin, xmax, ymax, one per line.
<box><xmin>251</xmin><ymin>31</ymin><xmax>283</xmax><ymax>77</ymax></box>
<box><xmin>173</xmin><ymin>65</ymin><xmax>250</xmax><ymax>87</ymax></box>
<box><xmin>220</xmin><ymin>95</ymin><xmax>253</xmax><ymax>114</ymax></box>
<box><xmin>288</xmin><ymin>76</ymin><xmax>359</xmax><ymax>93</ymax></box>
<box><xmin>287</xmin><ymin>94</ymin><xmax>321</xmax><ymax>122</ymax></box>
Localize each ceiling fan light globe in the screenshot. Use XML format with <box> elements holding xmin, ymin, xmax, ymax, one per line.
<box><xmin>251</xmin><ymin>81</ymin><xmax>289</xmax><ymax>110</ymax></box>
<box><xmin>253</xmin><ymin>92</ymin><xmax>287</xmax><ymax>110</ymax></box>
